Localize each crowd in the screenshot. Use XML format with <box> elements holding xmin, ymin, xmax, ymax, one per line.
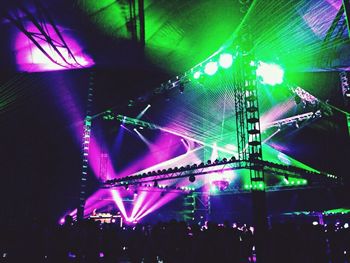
<box><xmin>1</xmin><ymin>216</ymin><xmax>349</xmax><ymax>263</ymax></box>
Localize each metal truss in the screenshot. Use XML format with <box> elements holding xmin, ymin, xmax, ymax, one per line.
<box><xmin>5</xmin><ymin>2</ymin><xmax>84</xmax><ymax>69</ymax></box>
<box><xmin>234</xmin><ymin>56</ymin><xmax>248</xmax><ymax>161</ymax></box>
<box><xmin>103</xmin><ymin>159</ymin><xmax>339</xmax><ymax>188</ymax></box>
<box><xmin>342</xmin><ymin>0</ymin><xmax>350</xmax><ymax>39</ymax></box>
<box><xmin>77</xmin><ymin>71</ymin><xmax>95</xmax><ymax>221</ymax></box>
<box><xmin>103</xmin><ymin>158</ymin><xmax>247</xmax><ymax>187</ymax></box>
<box><xmin>263</xmin><ymin>111</ymin><xmax>322</xmax><ymax>130</ymax></box>
<box><xmin>324</xmin><ymin>4</ymin><xmax>347</xmax><ymax>44</ymax></box>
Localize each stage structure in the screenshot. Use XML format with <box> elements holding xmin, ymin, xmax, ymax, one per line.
<box><xmin>102</xmin><ymin>49</ymin><xmax>340</xmax><ymax>262</ymax></box>
<box><xmin>94</xmin><ymin>1</ymin><xmax>341</xmax><ymax>261</ymax></box>
<box><xmin>77</xmin><ymin>71</ymin><xmax>95</xmax><ymax>221</ymax></box>
<box><xmin>100</xmin><ymin>3</ymin><xmax>341</xmax><ymax>262</ymax></box>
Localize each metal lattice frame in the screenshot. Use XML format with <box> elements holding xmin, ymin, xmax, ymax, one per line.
<box><xmin>234</xmin><ymin>56</ymin><xmax>248</xmax><ymax>161</ymax></box>
<box><xmin>77</xmin><ymin>71</ymin><xmax>95</xmax><ymax>221</ymax></box>
<box><xmin>103</xmin><ymin>159</ymin><xmax>338</xmax><ymax>188</ymax></box>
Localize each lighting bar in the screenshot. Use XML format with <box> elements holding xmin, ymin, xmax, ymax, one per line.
<box><xmin>291</xmin><ymin>86</ymin><xmax>319</xmax><ymax>105</ymax></box>
<box><xmin>116</xmin><ymin>115</ymin><xmax>158</xmax><ymax>129</ymax></box>
<box><xmin>103</xmin><ymin>159</ymin><xmax>340</xmax><ymax>188</ymax></box>
<box><xmin>263</xmin><ymin>110</ymin><xmax>322</xmax><ymax>130</ymax></box>
<box><xmin>104</xmin><ymin>158</ymin><xmax>246</xmax><ymax>187</ymax></box>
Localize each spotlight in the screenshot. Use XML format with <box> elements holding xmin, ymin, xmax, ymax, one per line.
<box><xmin>193</xmin><ymin>71</ymin><xmax>201</xmax><ymax>79</ymax></box>
<box><xmin>189</xmin><ymin>175</ymin><xmax>196</xmax><ymax>183</ymax></box>
<box><xmin>219</xmin><ymin>53</ymin><xmax>233</xmax><ymax>69</ymax></box>
<box><xmin>256</xmin><ymin>62</ymin><xmax>284</xmax><ymax>86</ymax></box>
<box><xmin>230</xmin><ymin>156</ymin><xmax>236</xmax><ymax>162</ymax></box>
<box><xmin>204</xmin><ymin>61</ymin><xmax>218</xmax><ymax>76</ymax></box>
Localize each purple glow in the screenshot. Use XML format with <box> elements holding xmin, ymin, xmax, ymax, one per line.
<box><xmin>159</xmin><ymin>126</ymin><xmax>235</xmax><ymax>155</ymax></box>
<box><xmin>15</xmin><ymin>23</ymin><xmax>94</xmax><ymax>72</ymax></box>
<box><xmin>134</xmin><ymin>128</ymin><xmax>152</xmax><ymax>147</ymax></box>
<box><xmin>133</xmin><ymin>192</ymin><xmax>161</xmax><ymax>220</ymax></box>
<box><xmin>111</xmin><ymin>189</ymin><xmax>129</xmax><ymax>220</ymax></box>
<box><xmin>59</xmin><ymin>217</ymin><xmax>65</xmax><ymax>225</ymax></box>
<box><xmin>211</xmin><ymin>179</ymin><xmax>230</xmax><ymax>191</ymax></box>
<box><xmin>129</xmin><ymin>191</ymin><xmax>148</xmax><ymax>221</ymax></box>
<box><xmin>301</xmin><ymin>1</ymin><xmax>341</xmax><ymax>38</ymax></box>
<box><xmin>135</xmin><ymin>192</ymin><xmax>179</xmax><ymax>221</ymax></box>
<box><xmin>260</xmin><ymin>100</ymin><xmax>295</xmax><ymax>131</ymax></box>
<box><xmin>113</xmin><ymin>125</ymin><xmax>125</xmax><ymax>154</ymax></box>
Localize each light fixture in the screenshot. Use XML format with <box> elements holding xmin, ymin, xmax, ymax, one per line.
<box><xmin>189</xmin><ymin>175</ymin><xmax>196</xmax><ymax>183</ymax></box>
<box><xmin>204</xmin><ymin>61</ymin><xmax>218</xmax><ymax>76</ymax></box>
<box><xmin>256</xmin><ymin>62</ymin><xmax>284</xmax><ymax>86</ymax></box>
<box><xmin>193</xmin><ymin>71</ymin><xmax>201</xmax><ymax>79</ymax></box>
<box><xmin>219</xmin><ymin>53</ymin><xmax>233</xmax><ymax>69</ymax></box>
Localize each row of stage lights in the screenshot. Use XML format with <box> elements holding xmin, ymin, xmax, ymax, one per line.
<box><xmin>122</xmin><ymin>182</ymin><xmax>195</xmax><ymax>192</ymax></box>
<box><xmin>192</xmin><ymin>53</ymin><xmax>235</xmax><ymax>79</ymax></box>
<box><xmin>104</xmin><ymin>157</ymin><xmax>338</xmax><ymax>189</ymax></box>
<box><xmin>191</xmin><ymin>52</ymin><xmax>284</xmax><ymax>86</ymax></box>
<box><xmin>261</xmin><ymin>160</ymin><xmax>338</xmax><ymax>181</ymax></box>
<box><xmin>243</xmin><ymin>179</ymin><xmax>308</xmax><ymax>191</ymax></box>
<box><xmin>104</xmin><ymin>156</ymin><xmax>238</xmax><ymax>186</ymax></box>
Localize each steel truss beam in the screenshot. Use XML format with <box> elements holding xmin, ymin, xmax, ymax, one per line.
<box><xmin>324</xmin><ymin>5</ymin><xmax>346</xmax><ymax>43</ymax></box>
<box><xmin>103</xmin><ymin>159</ymin><xmax>339</xmax><ymax>188</ymax></box>
<box><xmin>343</xmin><ymin>0</ymin><xmax>350</xmax><ymax>39</ymax></box>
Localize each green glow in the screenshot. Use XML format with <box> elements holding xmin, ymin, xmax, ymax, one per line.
<box><xmin>323</xmin><ymin>208</ymin><xmax>350</xmax><ymax>215</ymax></box>
<box><xmin>284</xmin><ymin>178</ymin><xmax>308</xmax><ymax>186</ymax></box>
<box><xmin>144</xmin><ymin>2</ymin><xmax>240</xmax><ymax>73</ymax></box>
<box><xmin>193</xmin><ymin>71</ymin><xmax>201</xmax><ymax>79</ymax></box>
<box><xmin>77</xmin><ymin>0</ymin><xmax>129</xmax><ymax>38</ymax></box>
<box><xmin>210</xmin><ymin>185</ymin><xmax>218</xmax><ymax>193</ymax></box>
<box><xmin>219</xmin><ymin>53</ymin><xmax>233</xmax><ymax>68</ymax></box>
<box><xmin>256</xmin><ymin>62</ymin><xmax>284</xmax><ymax>86</ymax></box>
<box><xmin>204</xmin><ymin>62</ymin><xmax>218</xmax><ymax>76</ymax></box>
<box><xmin>251</xmin><ymin>181</ymin><xmax>265</xmax><ymax>190</ymax></box>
